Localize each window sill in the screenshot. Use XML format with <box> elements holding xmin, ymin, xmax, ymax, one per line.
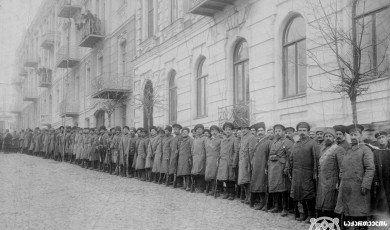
<box><xmin>279</xmin><ymin>93</ymin><xmax>306</xmax><ymax>102</ymax></box>
<box><xmin>194</xmin><ymin>115</ymin><xmax>208</xmax><ymax>120</ymax></box>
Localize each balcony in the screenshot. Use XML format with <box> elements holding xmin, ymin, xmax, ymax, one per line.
<box><xmin>59</xmin><ymin>100</ymin><xmax>79</xmax><ymax>117</ymax></box>
<box><xmin>22</xmin><ymin>89</ymin><xmax>38</xmax><ymax>102</ymax></box>
<box><xmin>57</xmin><ymin>0</ymin><xmax>81</xmax><ymax>18</ymax></box>
<box><xmin>37</xmin><ymin>67</ymin><xmax>52</xmax><ymax>87</ymax></box>
<box><xmin>79</xmin><ymin>15</ymin><xmax>104</xmax><ymax>48</ymax></box>
<box><xmin>40</xmin><ymin>114</ymin><xmax>52</xmax><ymax>126</ymax></box>
<box><xmin>189</xmin><ymin>0</ymin><xmax>236</xmax><ymax>17</ymax></box>
<box><xmin>90</xmin><ymin>73</ymin><xmax>131</xmax><ymax>99</ymax></box>
<box><xmin>56</xmin><ymin>45</ymin><xmax>80</xmax><ymax>68</ymax></box>
<box><xmin>41</xmin><ymin>31</ymin><xmax>55</xmax><ymax>49</ymax></box>
<box><xmin>217</xmin><ymin>100</ymin><xmax>253</xmax><ymax>128</ymax></box>
<box><xmin>23</xmin><ymin>55</ymin><xmax>39</xmax><ymax>68</ymax></box>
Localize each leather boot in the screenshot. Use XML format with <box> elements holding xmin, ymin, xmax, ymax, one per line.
<box><xmin>269</xmin><ymin>193</ymin><xmax>281</xmax><ymax>213</ymax></box>
<box><xmin>305</xmin><ymin>199</ymin><xmax>315</xmax><ymax>224</ymax></box>
<box><xmin>296</xmin><ymin>201</ymin><xmax>308</xmax><ymax>221</ymax></box>
<box><xmin>280</xmin><ymin>192</ymin><xmax>288</xmax><ymax>217</ymax></box>
<box><xmin>254</xmin><ymin>193</ymin><xmax>265</xmax><ymax>210</ymax></box>
<box><xmin>204</xmin><ymin>181</ymin><xmax>210</xmax><ymax>195</ymax></box>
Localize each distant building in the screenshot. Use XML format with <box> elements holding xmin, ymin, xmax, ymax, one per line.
<box><xmin>13</xmin><ymin>0</ymin><xmax>390</xmax><ymax>131</ymax></box>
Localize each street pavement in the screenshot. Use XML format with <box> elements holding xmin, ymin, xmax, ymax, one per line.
<box><xmin>0</xmin><ymin>152</ymin><xmax>310</xmax><ymax>230</ymax></box>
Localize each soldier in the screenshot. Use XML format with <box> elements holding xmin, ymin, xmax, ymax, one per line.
<box><xmin>57</xmin><ymin>126</ymin><xmax>65</xmax><ymax>161</ymax></box>
<box><xmin>335</xmin><ymin>124</ymin><xmax>375</xmax><ymax>230</ymax></box>
<box><xmin>127</xmin><ymin>127</ymin><xmax>137</xmax><ymax>177</ymax></box>
<box><xmin>33</xmin><ymin>128</ymin><xmax>41</xmax><ymax>157</ymax></box>
<box><xmin>250</xmin><ymin>125</ymin><xmax>257</xmax><ymax>135</ymax></box>
<box><xmin>119</xmin><ymin>126</ymin><xmax>131</xmax><ymax>177</ymax></box>
<box><xmin>151</xmin><ymin>128</ymin><xmax>164</xmax><ymax>183</ymax></box>
<box><xmin>97</xmin><ymin>126</ymin><xmax>108</xmax><ymax>171</ymax></box>
<box><xmin>110</xmin><ymin>126</ymin><xmax>122</xmax><ymax>175</ymax></box>
<box><xmin>134</xmin><ymin>128</ymin><xmax>149</xmax><ymax>180</ymax></box>
<box><xmin>289</xmin><ymin>122</ymin><xmax>319</xmax><ymax>223</ymax></box>
<box><xmin>315</xmin><ymin>128</ymin><xmax>345</xmax><ymax>219</ymax></box>
<box><xmin>48</xmin><ymin>128</ymin><xmax>56</xmax><ymax>160</ymax></box>
<box><xmin>177</xmin><ymin>127</ymin><xmax>193</xmax><ymax>191</ymax></box>
<box><xmin>75</xmin><ymin>128</ymin><xmax>84</xmax><ymax>165</ymax></box>
<box><xmin>285</xmin><ymin>127</ymin><xmax>295</xmax><ymax>142</ymax></box>
<box><xmin>250</xmin><ymin>122</ymin><xmax>271</xmax><ymax>210</ymax></box>
<box><xmin>267</xmin><ymin>124</ymin><xmax>294</xmax><ymax>216</ymax></box>
<box><xmin>81</xmin><ymin>128</ymin><xmax>90</xmax><ymax>168</ymax></box>
<box><xmin>146</xmin><ymin>126</ymin><xmax>158</xmax><ymax>182</ymax></box>
<box><xmin>191</xmin><ymin>124</ymin><xmax>208</xmax><ymax>193</ymax></box>
<box><xmin>217</xmin><ymin>122</ymin><xmax>239</xmax><ymax>200</ymax></box>
<box><xmin>204</xmin><ymin>125</ymin><xmax>222</xmax><ymax>196</ymax></box>
<box><xmin>161</xmin><ymin>126</ymin><xmax>173</xmax><ymax>184</ymax></box>
<box><xmin>364</xmin><ymin>124</ymin><xmax>379</xmax><ymax>147</ymax></box>
<box><xmin>315</xmin><ymin>128</ymin><xmax>325</xmax><ymax>147</ymax></box>
<box><xmin>88</xmin><ymin>129</ymin><xmax>99</xmax><ymax>170</ymax></box>
<box><xmin>23</xmin><ymin>129</ymin><xmax>32</xmax><ymax>154</ymax></box>
<box><xmin>3</xmin><ymin>129</ymin><xmax>12</xmax><ymax>153</ymax></box>
<box><xmin>73</xmin><ymin>128</ymin><xmax>80</xmax><ymax>164</ymax></box>
<box><xmin>167</xmin><ymin>124</ymin><xmax>182</xmax><ymax>187</ymax></box>
<box><xmin>333</xmin><ymin>125</ymin><xmax>350</xmax><ymax>151</ymax></box>
<box><xmin>104</xmin><ymin>128</ymin><xmax>115</xmax><ymax>173</ymax></box>
<box><xmin>43</xmin><ymin>128</ymin><xmax>51</xmax><ymax>159</ymax></box>
<box><xmin>309</xmin><ymin>131</ymin><xmax>316</xmax><ymax>139</ymax></box>
<box><xmin>372</xmin><ymin>131</ymin><xmax>390</xmax><ymax>215</ymax></box>
<box><xmin>203</xmin><ymin>129</ymin><xmax>211</xmax><ymax>139</ymax></box>
<box><xmin>238</xmin><ymin>124</ymin><xmax>257</xmax><ymax>204</ymax></box>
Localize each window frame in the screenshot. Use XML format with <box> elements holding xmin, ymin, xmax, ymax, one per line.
<box><xmin>196</xmin><ymin>58</ymin><xmax>207</xmax><ymax>117</ymax></box>
<box><xmin>169</xmin><ymin>71</ymin><xmax>177</xmax><ymax>124</ymax></box>
<box><xmin>233</xmin><ymin>40</ymin><xmax>249</xmax><ymax>105</ymax></box>
<box><xmin>282</xmin><ymin>15</ymin><xmax>307</xmax><ymax>98</ymax></box>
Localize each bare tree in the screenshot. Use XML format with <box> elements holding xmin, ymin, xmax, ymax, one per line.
<box><xmin>131</xmin><ymin>73</ymin><xmax>166</xmax><ymax>130</ymax></box>
<box><xmin>306</xmin><ymin>0</ymin><xmax>390</xmax><ymax>124</ymax></box>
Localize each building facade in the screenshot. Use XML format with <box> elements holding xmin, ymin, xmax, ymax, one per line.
<box><xmin>13</xmin><ymin>0</ymin><xmax>390</xmax><ymax>131</ymax></box>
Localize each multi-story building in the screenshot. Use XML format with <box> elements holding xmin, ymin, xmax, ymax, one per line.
<box><xmin>132</xmin><ymin>0</ymin><xmax>390</xmax><ymax>130</ymax></box>
<box><xmin>13</xmin><ymin>0</ymin><xmax>390</xmax><ymax>131</ymax></box>
<box><xmin>14</xmin><ymin>0</ymin><xmax>136</xmax><ymax>129</ymax></box>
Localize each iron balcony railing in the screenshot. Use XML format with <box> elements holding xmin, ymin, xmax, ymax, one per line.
<box><xmin>59</xmin><ymin>100</ymin><xmax>79</xmax><ymax>117</ymax></box>
<box><xmin>56</xmin><ymin>45</ymin><xmax>80</xmax><ymax>68</ymax></box>
<box><xmin>40</xmin><ymin>114</ymin><xmax>52</xmax><ymax>125</ymax></box>
<box><xmin>79</xmin><ymin>15</ymin><xmax>104</xmax><ymax>48</ymax></box>
<box><xmin>90</xmin><ymin>73</ymin><xmax>132</xmax><ymax>99</ymax></box>
<box><xmin>57</xmin><ymin>0</ymin><xmax>82</xmax><ymax>18</ymax></box>
<box><xmin>218</xmin><ymin>100</ymin><xmax>254</xmax><ymax>128</ymax></box>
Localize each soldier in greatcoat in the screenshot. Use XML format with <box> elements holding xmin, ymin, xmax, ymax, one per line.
<box><xmin>146</xmin><ymin>126</ymin><xmax>158</xmax><ymax>182</ymax></box>
<box><xmin>177</xmin><ymin>127</ymin><xmax>193</xmax><ymax>190</ymax></box>
<box><xmin>250</xmin><ymin>122</ymin><xmax>271</xmax><ymax>210</ymax></box>
<box><xmin>372</xmin><ymin>131</ymin><xmax>390</xmax><ymax>216</ymax></box>
<box><xmin>289</xmin><ymin>122</ymin><xmax>319</xmax><ymax>223</ymax></box>
<box><xmin>161</xmin><ymin>126</ymin><xmax>173</xmax><ymax>184</ymax></box>
<box><xmin>81</xmin><ymin>128</ymin><xmax>90</xmax><ymax>168</ymax></box>
<box><xmin>28</xmin><ymin>129</ymin><xmax>37</xmax><ymax>155</ymax></box>
<box><xmin>64</xmin><ymin>126</ymin><xmax>72</xmax><ymax>162</ymax></box>
<box><xmin>133</xmin><ymin>128</ymin><xmax>149</xmax><ymax>180</ymax></box>
<box><xmin>127</xmin><ymin>127</ymin><xmax>137</xmax><ymax>177</ymax></box>
<box><xmin>110</xmin><ymin>126</ymin><xmax>122</xmax><ymax>175</ymax></box>
<box><xmin>216</xmin><ymin>122</ymin><xmax>239</xmax><ymax>200</ymax></box>
<box><xmin>151</xmin><ymin>128</ymin><xmax>164</xmax><ymax>183</ymax></box>
<box><xmin>96</xmin><ymin>126</ymin><xmax>107</xmax><ymax>171</ymax></box>
<box><xmin>119</xmin><ymin>126</ymin><xmax>131</xmax><ymax>177</ymax></box>
<box><xmin>104</xmin><ymin>128</ymin><xmax>115</xmax><ymax>173</ymax></box>
<box><xmin>191</xmin><ymin>124</ymin><xmax>208</xmax><ymax>193</ymax></box>
<box><xmin>315</xmin><ymin>128</ymin><xmax>345</xmax><ymax>219</ymax></box>
<box><xmin>204</xmin><ymin>125</ymin><xmax>221</xmax><ymax>196</ymax></box>
<box><xmin>75</xmin><ymin>128</ymin><xmax>83</xmax><ymax>165</ymax></box>
<box><xmin>167</xmin><ymin>124</ymin><xmax>182</xmax><ymax>186</ymax></box>
<box><xmin>33</xmin><ymin>128</ymin><xmax>42</xmax><ymax>157</ymax></box>
<box><xmin>335</xmin><ymin>124</ymin><xmax>374</xmax><ymax>230</ymax></box>
<box><xmin>333</xmin><ymin>125</ymin><xmax>350</xmax><ymax>152</ymax></box>
<box><xmin>23</xmin><ymin>129</ymin><xmax>32</xmax><ymax>154</ymax></box>
<box><xmin>48</xmin><ymin>128</ymin><xmax>56</xmax><ymax>160</ymax></box>
<box><xmin>43</xmin><ymin>129</ymin><xmax>51</xmax><ymax>159</ymax></box>
<box><xmin>238</xmin><ymin>124</ymin><xmax>257</xmax><ymax>204</ymax></box>
<box><xmin>56</xmin><ymin>126</ymin><xmax>65</xmax><ymax>161</ymax></box>
<box><xmin>268</xmin><ymin>124</ymin><xmax>294</xmax><ymax>216</ymax></box>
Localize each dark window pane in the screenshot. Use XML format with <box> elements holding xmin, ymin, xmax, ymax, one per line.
<box><xmin>285</xmin><ymin>17</ymin><xmax>306</xmax><ymax>44</ymax></box>
<box><xmin>298</xmin><ymin>41</ymin><xmax>307</xmax><ymax>93</ymax></box>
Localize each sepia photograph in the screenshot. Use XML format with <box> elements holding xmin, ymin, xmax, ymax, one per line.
<box><xmin>0</xmin><ymin>0</ymin><xmax>389</xmax><ymax>229</ymax></box>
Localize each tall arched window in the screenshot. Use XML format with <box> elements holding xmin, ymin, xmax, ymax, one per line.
<box><xmin>197</xmin><ymin>58</ymin><xmax>207</xmax><ymax>117</ymax></box>
<box><xmin>169</xmin><ymin>70</ymin><xmax>177</xmax><ymax>124</ymax></box>
<box><xmin>233</xmin><ymin>40</ymin><xmax>249</xmax><ymax>104</ymax></box>
<box><xmin>283</xmin><ymin>16</ymin><xmax>307</xmax><ymax>97</ymax></box>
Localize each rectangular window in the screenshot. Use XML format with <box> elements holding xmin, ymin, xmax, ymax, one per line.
<box><xmin>356</xmin><ymin>6</ymin><xmax>390</xmax><ymax>76</ymax></box>
<box><xmin>147</xmin><ymin>0</ymin><xmax>154</xmax><ymax>37</ymax></box>
<box><xmin>98</xmin><ymin>56</ymin><xmax>103</xmax><ymax>75</ymax></box>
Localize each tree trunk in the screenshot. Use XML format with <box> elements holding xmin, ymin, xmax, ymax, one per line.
<box><xmin>350</xmin><ymin>95</ymin><xmax>358</xmax><ymax>124</ymax></box>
